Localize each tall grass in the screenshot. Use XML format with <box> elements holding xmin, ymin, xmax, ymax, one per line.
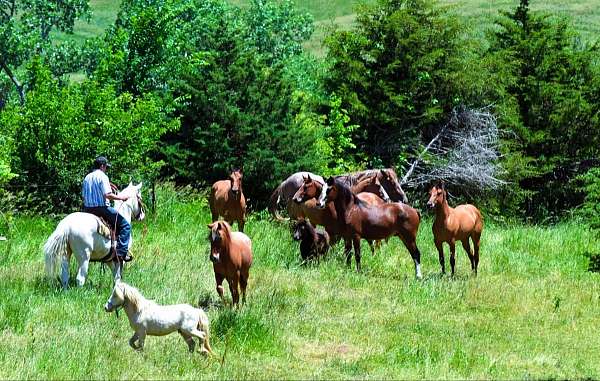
<box><xmin>1</xmin><ymin>185</ymin><xmax>600</xmax><ymax>379</ymax></box>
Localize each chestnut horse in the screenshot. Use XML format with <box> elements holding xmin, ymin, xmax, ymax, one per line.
<box><xmin>290</xmin><ymin>175</ymin><xmax>388</xmax><ymax>246</ymax></box>
<box><xmin>209</xmin><ymin>169</ymin><xmax>246</xmax><ymax>232</ymax></box>
<box><xmin>325</xmin><ymin>177</ymin><xmax>422</xmax><ymax>277</ymax></box>
<box><xmin>207</xmin><ymin>221</ymin><xmax>253</xmax><ymax>306</ymax></box>
<box><xmin>269</xmin><ymin>172</ymin><xmax>325</xmax><ymax>221</ymax></box>
<box><xmin>427</xmin><ymin>181</ymin><xmax>483</xmax><ymax>276</ymax></box>
<box><xmin>335</xmin><ymin>168</ymin><xmax>408</xmax><ymax>203</ymax></box>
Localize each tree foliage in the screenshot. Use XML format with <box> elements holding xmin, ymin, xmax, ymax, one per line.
<box><xmin>323</xmin><ymin>0</ymin><xmax>491</xmax><ymax>168</ymax></box>
<box><xmin>0</xmin><ymin>0</ymin><xmax>91</xmax><ymax>103</ymax></box>
<box><xmin>485</xmin><ymin>0</ymin><xmax>600</xmax><ymax>218</ymax></box>
<box><xmin>2</xmin><ymin>61</ymin><xmax>177</xmax><ymax>212</ymax></box>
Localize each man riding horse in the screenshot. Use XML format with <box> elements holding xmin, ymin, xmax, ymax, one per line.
<box><xmin>82</xmin><ymin>156</ymin><xmax>133</xmax><ymax>262</ymax></box>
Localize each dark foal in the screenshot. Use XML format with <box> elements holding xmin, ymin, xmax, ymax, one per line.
<box><xmin>293</xmin><ymin>218</ymin><xmax>330</xmax><ymax>261</ymax></box>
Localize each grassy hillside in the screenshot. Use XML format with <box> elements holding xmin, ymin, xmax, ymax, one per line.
<box><xmin>1</xmin><ymin>186</ymin><xmax>600</xmax><ymax>379</ymax></box>
<box><xmin>58</xmin><ymin>0</ymin><xmax>600</xmax><ymax>53</ymax></box>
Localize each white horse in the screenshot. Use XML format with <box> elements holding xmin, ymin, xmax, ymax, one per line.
<box><xmin>104</xmin><ymin>280</ymin><xmax>212</xmax><ymax>354</ymax></box>
<box><xmin>44</xmin><ymin>183</ymin><xmax>145</xmax><ymax>288</ymax></box>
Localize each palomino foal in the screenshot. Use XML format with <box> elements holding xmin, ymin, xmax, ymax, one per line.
<box><xmin>427</xmin><ymin>181</ymin><xmax>483</xmax><ymax>276</ymax></box>
<box><xmin>104</xmin><ymin>281</ymin><xmax>212</xmax><ymax>354</ymax></box>
<box><xmin>208</xmin><ymin>221</ymin><xmax>253</xmax><ymax>306</ymax></box>
<box><xmin>209</xmin><ymin>168</ymin><xmax>246</xmax><ymax>232</ymax></box>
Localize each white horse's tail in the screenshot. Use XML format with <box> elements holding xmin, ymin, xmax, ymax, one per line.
<box><xmin>44</xmin><ymin>222</ymin><xmax>69</xmax><ymax>278</ymax></box>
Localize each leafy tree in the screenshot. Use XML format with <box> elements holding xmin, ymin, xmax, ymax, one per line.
<box><xmin>2</xmin><ymin>61</ymin><xmax>178</xmax><ymax>213</ymax></box>
<box><xmin>323</xmin><ymin>0</ymin><xmax>491</xmax><ymax>168</ymax></box>
<box><xmin>0</xmin><ymin>0</ymin><xmax>91</xmax><ymax>104</ymax></box>
<box><xmin>486</xmin><ymin>0</ymin><xmax>600</xmax><ymax>218</ymax></box>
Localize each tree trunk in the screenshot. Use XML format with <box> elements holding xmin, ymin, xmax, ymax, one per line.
<box><xmin>0</xmin><ymin>60</ymin><xmax>25</xmax><ymax>105</ymax></box>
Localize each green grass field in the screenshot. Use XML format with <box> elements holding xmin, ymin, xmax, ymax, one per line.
<box><xmin>57</xmin><ymin>0</ymin><xmax>600</xmax><ymax>55</ymax></box>
<box><xmin>2</xmin><ymin>186</ymin><xmax>600</xmax><ymax>379</ymax></box>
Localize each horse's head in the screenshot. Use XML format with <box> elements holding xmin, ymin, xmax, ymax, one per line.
<box><xmin>293</xmin><ymin>218</ymin><xmax>310</xmax><ymax>241</ymax></box>
<box><xmin>228</xmin><ymin>169</ymin><xmax>243</xmax><ymax>199</ymax></box>
<box><xmin>116</xmin><ymin>182</ymin><xmax>145</xmax><ymax>222</ymax></box>
<box><xmin>356</xmin><ymin>175</ymin><xmax>390</xmax><ymax>203</ymax></box>
<box><xmin>427</xmin><ymin>180</ymin><xmax>446</xmax><ymax>209</ymax></box>
<box><xmin>379</xmin><ymin>169</ymin><xmax>408</xmax><ymax>203</ymax></box>
<box><xmin>207</xmin><ymin>221</ymin><xmax>231</xmax><ymax>264</ymax></box>
<box><xmin>324</xmin><ymin>176</ymin><xmax>340</xmax><ymax>204</ymax></box>
<box><xmin>293</xmin><ymin>175</ymin><xmax>322</xmax><ymax>204</ymax></box>
<box><xmin>104</xmin><ymin>280</ymin><xmax>125</xmax><ymax>312</ymax></box>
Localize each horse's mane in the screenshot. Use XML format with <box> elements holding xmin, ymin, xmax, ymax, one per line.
<box><xmin>121</xmin><ymin>282</ymin><xmax>152</xmax><ymax>311</ymax></box>
<box><xmin>334</xmin><ymin>178</ymin><xmax>363</xmax><ymax>206</ymax></box>
<box><xmin>210</xmin><ymin>221</ymin><xmax>232</xmax><ymax>246</ymax></box>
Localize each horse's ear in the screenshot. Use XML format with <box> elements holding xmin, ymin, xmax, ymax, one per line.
<box><xmin>302</xmin><ymin>175</ymin><xmax>307</xmax><ymax>181</ymax></box>
<box><xmin>437</xmin><ymin>180</ymin><xmax>445</xmax><ymax>190</ymax></box>
<box><xmin>326</xmin><ymin>176</ymin><xmax>335</xmax><ymax>185</ymax></box>
<box><xmin>307</xmin><ymin>174</ymin><xmax>312</xmax><ymax>181</ymax></box>
<box><xmin>207</xmin><ymin>223</ymin><xmax>215</xmax><ymax>230</ymax></box>
<box><xmin>136</xmin><ymin>182</ymin><xmax>143</xmax><ymax>190</ymax></box>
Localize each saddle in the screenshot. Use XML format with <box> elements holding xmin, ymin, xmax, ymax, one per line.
<box><xmin>91</xmin><ymin>215</ymin><xmax>118</xmax><ymax>263</ymax></box>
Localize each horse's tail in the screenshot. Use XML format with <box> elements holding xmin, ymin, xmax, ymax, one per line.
<box><xmin>44</xmin><ymin>221</ymin><xmax>70</xmax><ymax>278</ymax></box>
<box><xmin>198</xmin><ymin>313</ymin><xmax>213</xmax><ymax>355</ymax></box>
<box><xmin>268</xmin><ymin>184</ymin><xmax>289</xmax><ymax>222</ymax></box>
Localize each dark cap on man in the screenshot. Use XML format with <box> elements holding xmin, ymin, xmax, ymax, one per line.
<box><xmin>94</xmin><ymin>156</ymin><xmax>112</xmax><ymax>169</ymax></box>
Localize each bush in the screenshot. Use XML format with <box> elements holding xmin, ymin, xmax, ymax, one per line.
<box><xmin>2</xmin><ymin>61</ymin><xmax>178</xmax><ymax>213</ymax></box>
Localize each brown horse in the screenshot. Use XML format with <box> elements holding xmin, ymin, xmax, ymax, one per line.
<box><xmin>335</xmin><ymin>168</ymin><xmax>408</xmax><ymax>203</ymax></box>
<box><xmin>269</xmin><ymin>172</ymin><xmax>325</xmax><ymax>221</ymax></box>
<box><xmin>325</xmin><ymin>177</ymin><xmax>422</xmax><ymax>277</ymax></box>
<box><xmin>207</xmin><ymin>221</ymin><xmax>253</xmax><ymax>306</ymax></box>
<box><xmin>209</xmin><ymin>169</ymin><xmax>246</xmax><ymax>232</ymax></box>
<box><xmin>427</xmin><ymin>181</ymin><xmax>483</xmax><ymax>276</ymax></box>
<box><xmin>290</xmin><ymin>175</ymin><xmax>387</xmax><ymax>245</ymax></box>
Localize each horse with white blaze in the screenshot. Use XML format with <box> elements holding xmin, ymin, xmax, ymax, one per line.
<box><xmin>104</xmin><ymin>280</ymin><xmax>212</xmax><ymax>354</ymax></box>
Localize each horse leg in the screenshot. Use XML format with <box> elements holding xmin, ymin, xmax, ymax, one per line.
<box><xmin>179</xmin><ymin>330</ymin><xmax>196</xmax><ymax>353</ymax></box>
<box><xmin>129</xmin><ymin>332</ymin><xmax>140</xmax><ymax>350</ymax></box>
<box><xmin>228</xmin><ymin>275</ymin><xmax>240</xmax><ymax>307</ymax></box>
<box><xmin>60</xmin><ymin>248</ymin><xmax>71</xmax><ymax>289</ymax></box>
<box><xmin>136</xmin><ymin>330</ymin><xmax>146</xmax><ymax>351</ymax></box>
<box><xmin>461</xmin><ymin>239</ymin><xmax>475</xmax><ymax>273</ymax></box>
<box><xmin>366</xmin><ymin>240</ymin><xmax>375</xmax><ymax>255</ymax></box>
<box><xmin>472</xmin><ymin>232</ymin><xmax>481</xmax><ymax>275</ymax></box>
<box><xmin>239</xmin><ymin>271</ymin><xmax>249</xmax><ymax>304</ymax></box>
<box><xmin>238</xmin><ymin>216</ymin><xmax>245</xmax><ymax>233</ymax></box>
<box><xmin>109</xmin><ymin>259</ymin><xmax>123</xmax><ymax>282</ymax></box>
<box><xmin>75</xmin><ymin>248</ymin><xmax>92</xmax><ymax>287</ymax></box>
<box><xmin>401</xmin><ymin>235</ymin><xmax>422</xmax><ymax>280</ymax></box>
<box><xmin>449</xmin><ymin>240</ymin><xmax>456</xmax><ymax>277</ymax></box>
<box><xmin>435</xmin><ymin>240</ymin><xmax>445</xmax><ymax>275</ymax></box>
<box><xmin>215</xmin><ymin>272</ymin><xmax>226</xmax><ymax>305</ymax></box>
<box><xmin>343</xmin><ymin>239</ymin><xmax>352</xmax><ymax>267</ymax></box>
<box><xmin>352</xmin><ymin>235</ymin><xmax>361</xmax><ymax>272</ymax></box>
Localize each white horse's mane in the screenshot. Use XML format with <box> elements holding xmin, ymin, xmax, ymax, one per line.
<box><xmin>120</xmin><ymin>281</ymin><xmax>153</xmax><ymax>311</ymax></box>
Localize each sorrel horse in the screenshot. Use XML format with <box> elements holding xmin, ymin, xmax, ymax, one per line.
<box><xmin>335</xmin><ymin>168</ymin><xmax>409</xmax><ymax>203</ymax></box>
<box><xmin>325</xmin><ymin>177</ymin><xmax>422</xmax><ymax>277</ymax></box>
<box><xmin>44</xmin><ymin>183</ymin><xmax>145</xmax><ymax>288</ymax></box>
<box><xmin>209</xmin><ymin>168</ymin><xmax>246</xmax><ymax>232</ymax></box>
<box><xmin>207</xmin><ymin>221</ymin><xmax>253</xmax><ymax>306</ymax></box>
<box><xmin>269</xmin><ymin>172</ymin><xmax>325</xmax><ymax>221</ymax></box>
<box><xmin>293</xmin><ymin>218</ymin><xmax>330</xmax><ymax>261</ymax></box>
<box><xmin>427</xmin><ymin>181</ymin><xmax>483</xmax><ymax>276</ymax></box>
<box><xmin>104</xmin><ymin>280</ymin><xmax>212</xmax><ymax>354</ymax></box>
<box><xmin>292</xmin><ymin>175</ymin><xmax>388</xmax><ymax>251</ymax></box>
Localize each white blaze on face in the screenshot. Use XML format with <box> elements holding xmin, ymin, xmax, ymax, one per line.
<box><xmin>317</xmin><ymin>183</ymin><xmax>328</xmax><ymax>208</ymax></box>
